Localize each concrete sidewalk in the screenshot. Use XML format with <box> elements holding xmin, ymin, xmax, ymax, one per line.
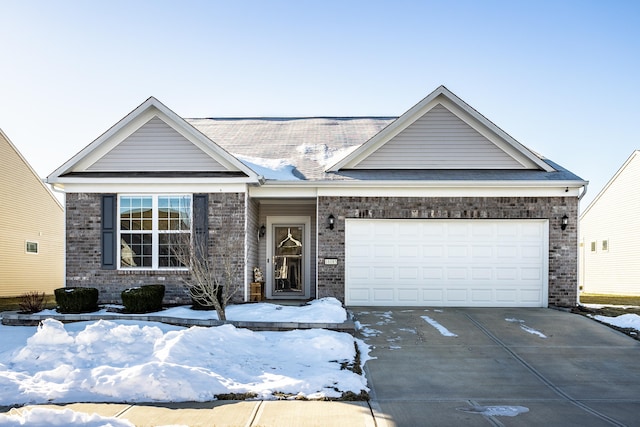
<box><xmin>3</xmin><ymin>400</ymin><xmax>381</xmax><ymax>427</ymax></box>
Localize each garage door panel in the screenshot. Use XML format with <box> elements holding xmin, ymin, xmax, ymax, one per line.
<box><xmin>372</xmin><ymin>288</ymin><xmax>394</xmax><ymax>302</ymax></box>
<box><xmin>520</xmin><ymin>289</ymin><xmax>543</xmax><ymax>303</ymax></box>
<box><xmin>447</xmin><ymin>245</ymin><xmax>468</xmax><ymax>257</ymax></box>
<box><xmin>374</xmin><ymin>245</ymin><xmax>394</xmax><ymax>259</ymax></box>
<box><xmin>373</xmin><ymin>266</ymin><xmax>394</xmax><ymax>280</ymax></box>
<box><xmin>423</xmin><ymin>267</ymin><xmax>443</xmax><ymax>279</ymax></box>
<box><xmin>472</xmin><ymin>245</ymin><xmax>493</xmax><ymax>257</ymax></box>
<box><xmin>521</xmin><ymin>267</ymin><xmax>542</xmax><ymax>280</ymax></box>
<box><xmin>348</xmin><ymin>288</ymin><xmax>371</xmax><ymax>303</ymax></box>
<box><xmin>398</xmin><ymin>267</ymin><xmax>419</xmax><ymax>280</ymax></box>
<box><xmin>471</xmin><ymin>289</ymin><xmax>493</xmax><ymax>302</ymax></box>
<box><xmin>423</xmin><ymin>288</ymin><xmax>444</xmax><ymax>303</ymax></box>
<box><xmin>496</xmin><ymin>267</ymin><xmax>518</xmax><ymax>280</ymax></box>
<box><xmin>496</xmin><ymin>289</ymin><xmax>518</xmax><ymax>303</ymax></box>
<box><xmin>447</xmin><ymin>268</ymin><xmax>468</xmax><ymax>280</ymax></box>
<box><xmin>471</xmin><ymin>267</ymin><xmax>492</xmax><ymax>280</ymax></box>
<box><xmin>446</xmin><ymin>289</ymin><xmax>468</xmax><ymax>302</ymax></box>
<box><xmin>398</xmin><ymin>288</ymin><xmax>419</xmax><ymax>302</ymax></box>
<box><xmin>345</xmin><ymin>219</ymin><xmax>549</xmax><ymax>307</ymax></box>
<box><xmin>347</xmin><ymin>266</ymin><xmax>370</xmax><ymax>281</ymax></box>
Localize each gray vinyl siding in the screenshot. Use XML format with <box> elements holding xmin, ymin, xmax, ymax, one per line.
<box><xmin>88</xmin><ymin>117</ymin><xmax>228</xmax><ymax>171</ymax></box>
<box><xmin>355</xmin><ymin>104</ymin><xmax>524</xmax><ymax>169</ymax></box>
<box><xmin>580</xmin><ymin>151</ymin><xmax>640</xmax><ymax>295</ymax></box>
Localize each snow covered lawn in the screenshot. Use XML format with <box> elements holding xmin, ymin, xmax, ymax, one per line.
<box><xmin>0</xmin><ymin>298</ymin><xmax>370</xmax><ymax>406</ymax></box>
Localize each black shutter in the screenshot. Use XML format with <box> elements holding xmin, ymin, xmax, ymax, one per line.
<box><xmin>193</xmin><ymin>194</ymin><xmax>209</xmax><ymax>261</ymax></box>
<box><xmin>101</xmin><ymin>194</ymin><xmax>117</xmax><ymax>269</ymax></box>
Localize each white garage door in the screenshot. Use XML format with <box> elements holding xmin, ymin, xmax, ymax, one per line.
<box><xmin>345</xmin><ymin>219</ymin><xmax>548</xmax><ymax>307</ymax></box>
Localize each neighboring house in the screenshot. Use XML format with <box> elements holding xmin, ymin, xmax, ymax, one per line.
<box><xmin>579</xmin><ymin>150</ymin><xmax>640</xmax><ymax>296</ymax></box>
<box><xmin>0</xmin><ymin>129</ymin><xmax>64</xmax><ymax>297</ymax></box>
<box><xmin>46</xmin><ymin>86</ymin><xmax>587</xmax><ymax>308</ymax></box>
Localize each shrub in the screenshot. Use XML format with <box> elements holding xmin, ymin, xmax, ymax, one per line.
<box><xmin>54</xmin><ymin>287</ymin><xmax>99</xmax><ymax>314</ymax></box>
<box><xmin>121</xmin><ymin>285</ymin><xmax>165</xmax><ymax>313</ymax></box>
<box><xmin>18</xmin><ymin>291</ymin><xmax>46</xmax><ymax>314</ymax></box>
<box><xmin>191</xmin><ymin>286</ymin><xmax>223</xmax><ymax>311</ymax></box>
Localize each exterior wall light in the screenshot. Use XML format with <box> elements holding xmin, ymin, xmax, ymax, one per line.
<box><xmin>561</xmin><ymin>214</ymin><xmax>568</xmax><ymax>231</ymax></box>
<box><xmin>259</xmin><ymin>225</ymin><xmax>266</xmax><ymax>238</ymax></box>
<box><xmin>328</xmin><ymin>214</ymin><xmax>335</xmax><ymax>230</ymax></box>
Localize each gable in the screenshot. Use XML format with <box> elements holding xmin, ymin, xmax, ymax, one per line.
<box><xmin>87</xmin><ymin>117</ymin><xmax>228</xmax><ymax>172</ymax></box>
<box><xmin>328</xmin><ymin>86</ymin><xmax>555</xmax><ymax>172</ymax></box>
<box><xmin>48</xmin><ymin>97</ymin><xmax>259</xmax><ymax>182</ymax></box>
<box><xmin>581</xmin><ymin>150</ymin><xmax>640</xmax><ymax>221</ymax></box>
<box><xmin>354</xmin><ymin>104</ymin><xmax>524</xmax><ymax>169</ymax></box>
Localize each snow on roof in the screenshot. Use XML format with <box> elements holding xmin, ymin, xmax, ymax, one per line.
<box><xmin>187</xmin><ymin>117</ymin><xmax>394</xmax><ymax>180</ymax></box>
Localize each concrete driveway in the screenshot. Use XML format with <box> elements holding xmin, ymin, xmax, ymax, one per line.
<box><xmin>352</xmin><ymin>307</ymin><xmax>640</xmax><ymax>427</ymax></box>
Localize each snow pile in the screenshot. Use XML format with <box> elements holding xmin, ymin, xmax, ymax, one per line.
<box><xmin>592</xmin><ymin>313</ymin><xmax>640</xmax><ymax>331</ymax></box>
<box><xmin>236</xmin><ymin>155</ymin><xmax>301</xmax><ymax>180</ymax></box>
<box><xmin>0</xmin><ymin>317</ymin><xmax>369</xmax><ymax>405</ymax></box>
<box><xmin>0</xmin><ymin>407</ymin><xmax>134</xmax><ymax>427</ymax></box>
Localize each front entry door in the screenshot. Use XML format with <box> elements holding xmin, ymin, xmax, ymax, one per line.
<box><xmin>266</xmin><ymin>216</ymin><xmax>311</xmax><ymax>299</ymax></box>
<box><xmin>273</xmin><ymin>226</ymin><xmax>303</xmax><ymax>293</ymax></box>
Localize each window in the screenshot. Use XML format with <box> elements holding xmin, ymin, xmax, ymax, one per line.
<box><xmin>119</xmin><ymin>195</ymin><xmax>192</xmax><ymax>269</ymax></box>
<box><xmin>602</xmin><ymin>239</ymin><xmax>609</xmax><ymax>252</ymax></box>
<box><xmin>590</xmin><ymin>241</ymin><xmax>597</xmax><ymax>252</ymax></box>
<box><xmin>25</xmin><ymin>241</ymin><xmax>39</xmax><ymax>254</ymax></box>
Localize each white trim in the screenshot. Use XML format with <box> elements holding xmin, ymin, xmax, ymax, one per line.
<box><xmin>265</xmin><ymin>216</ymin><xmax>311</xmax><ymax>299</ymax></box>
<box><xmin>117</xmin><ymin>194</ymin><xmax>192</xmax><ymax>271</ymax></box>
<box><xmin>50</xmin><ymin>182</ymin><xmax>249</xmax><ymax>194</ymax></box>
<box><xmin>248</xmin><ymin>180</ymin><xmax>586</xmax><ymax>198</ymax></box>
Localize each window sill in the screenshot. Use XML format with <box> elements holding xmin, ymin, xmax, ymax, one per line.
<box><xmin>117</xmin><ymin>269</ymin><xmax>190</xmax><ymax>275</ymax></box>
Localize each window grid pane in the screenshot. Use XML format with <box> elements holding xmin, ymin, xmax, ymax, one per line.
<box><xmin>158</xmin><ymin>233</ymin><xmax>191</xmax><ymax>267</ymax></box>
<box><xmin>120</xmin><ymin>233</ymin><xmax>152</xmax><ymax>267</ymax></box>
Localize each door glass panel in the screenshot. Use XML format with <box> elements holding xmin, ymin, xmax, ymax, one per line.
<box><xmin>273</xmin><ymin>226</ymin><xmax>303</xmax><ymax>293</ymax></box>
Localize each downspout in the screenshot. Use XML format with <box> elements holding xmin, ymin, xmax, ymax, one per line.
<box><xmin>576</xmin><ymin>183</ymin><xmax>589</xmax><ymax>306</ymax></box>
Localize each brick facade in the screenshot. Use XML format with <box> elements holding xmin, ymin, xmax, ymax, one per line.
<box><xmin>317</xmin><ymin>196</ymin><xmax>579</xmax><ymax>307</ymax></box>
<box><xmin>65</xmin><ymin>192</ymin><xmax>246</xmax><ymax>305</ymax></box>
<box><xmin>66</xmin><ymin>193</ymin><xmax>578</xmax><ymax>308</ymax></box>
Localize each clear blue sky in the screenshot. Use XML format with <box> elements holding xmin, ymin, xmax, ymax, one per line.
<box><xmin>1</xmin><ymin>0</ymin><xmax>638</xmax><ymax>209</ymax></box>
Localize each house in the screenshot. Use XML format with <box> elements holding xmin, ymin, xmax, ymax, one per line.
<box><xmin>46</xmin><ymin>86</ymin><xmax>587</xmax><ymax>308</ymax></box>
<box><xmin>579</xmin><ymin>150</ymin><xmax>640</xmax><ymax>296</ymax></box>
<box><xmin>0</xmin><ymin>129</ymin><xmax>64</xmax><ymax>297</ymax></box>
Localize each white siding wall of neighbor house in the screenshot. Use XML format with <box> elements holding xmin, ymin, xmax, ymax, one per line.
<box><xmin>0</xmin><ymin>131</ymin><xmax>64</xmax><ymax>297</ymax></box>
<box><xmin>88</xmin><ymin>117</ymin><xmax>228</xmax><ymax>172</ymax></box>
<box><xmin>580</xmin><ymin>151</ymin><xmax>640</xmax><ymax>295</ymax></box>
<box><xmin>355</xmin><ymin>104</ymin><xmax>524</xmax><ymax>169</ymax></box>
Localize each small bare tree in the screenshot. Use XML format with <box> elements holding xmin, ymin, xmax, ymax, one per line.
<box><xmin>171</xmin><ymin>223</ymin><xmax>242</xmax><ymax>321</ymax></box>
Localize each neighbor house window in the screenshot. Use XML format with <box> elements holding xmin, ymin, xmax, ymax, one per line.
<box><xmin>25</xmin><ymin>241</ymin><xmax>38</xmax><ymax>254</ymax></box>
<box><xmin>590</xmin><ymin>241</ymin><xmax>597</xmax><ymax>252</ymax></box>
<box><xmin>119</xmin><ymin>195</ymin><xmax>192</xmax><ymax>269</ymax></box>
<box><xmin>601</xmin><ymin>239</ymin><xmax>609</xmax><ymax>252</ymax></box>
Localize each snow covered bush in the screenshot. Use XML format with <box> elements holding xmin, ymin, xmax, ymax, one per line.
<box><xmin>121</xmin><ymin>285</ymin><xmax>165</xmax><ymax>313</ymax></box>
<box><xmin>54</xmin><ymin>287</ymin><xmax>99</xmax><ymax>314</ymax></box>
